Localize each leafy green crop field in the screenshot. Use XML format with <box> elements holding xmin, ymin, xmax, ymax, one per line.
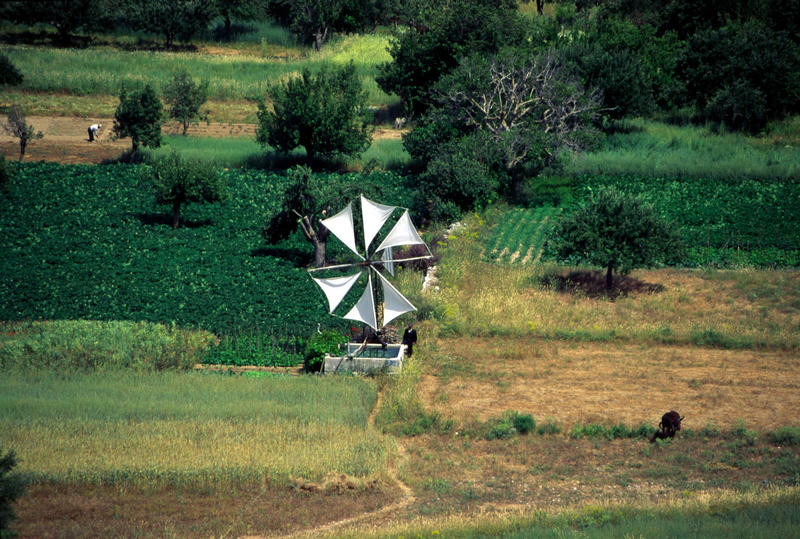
<box><xmin>0</xmin><ymin>162</ymin><xmax>412</xmax><ymax>340</ymax></box>
<box><xmin>483</xmin><ymin>176</ymin><xmax>800</xmax><ymax>267</ymax></box>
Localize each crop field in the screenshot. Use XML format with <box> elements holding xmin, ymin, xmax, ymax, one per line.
<box><xmin>2</xmin><ymin>32</ymin><xmax>395</xmax><ymax>106</ymax></box>
<box><xmin>481</xmin><ymin>175</ymin><xmax>800</xmax><ymax>268</ymax></box>
<box><xmin>0</xmin><ymin>163</ymin><xmax>414</xmax><ymax>344</ymax></box>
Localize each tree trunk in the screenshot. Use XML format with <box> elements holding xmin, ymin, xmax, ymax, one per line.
<box><xmin>18</xmin><ymin>141</ymin><xmax>25</xmax><ymax>162</ymax></box>
<box><xmin>312</xmin><ymin>227</ymin><xmax>330</xmax><ymax>267</ymax></box>
<box><xmin>171</xmin><ymin>200</ymin><xmax>181</xmax><ymax>229</ymax></box>
<box><xmin>313</xmin><ymin>26</ymin><xmax>328</xmax><ymax>51</ymax></box>
<box><xmin>606</xmin><ymin>264</ymin><xmax>614</xmax><ymax>291</ymax></box>
<box><xmin>536</xmin><ymin>0</ymin><xmax>544</xmax><ymax>15</ymax></box>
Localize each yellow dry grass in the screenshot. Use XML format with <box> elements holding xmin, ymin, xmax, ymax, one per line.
<box><xmin>417</xmin><ymin>337</ymin><xmax>799</xmax><ymax>431</ymax></box>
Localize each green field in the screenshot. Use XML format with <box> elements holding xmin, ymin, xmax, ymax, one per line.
<box><xmin>0</xmin><ymin>162</ymin><xmax>414</xmax><ymax>338</ymax></box>
<box><xmin>0</xmin><ymin>368</ymin><xmax>389</xmax><ymax>488</ymax></box>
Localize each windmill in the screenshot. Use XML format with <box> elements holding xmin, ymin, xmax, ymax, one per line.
<box><xmin>308</xmin><ymin>195</ymin><xmax>432</xmax><ymax>334</ymax></box>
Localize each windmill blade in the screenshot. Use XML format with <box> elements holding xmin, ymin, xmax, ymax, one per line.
<box><xmin>381</xmin><ymin>247</ymin><xmax>394</xmax><ymax>276</ymax></box>
<box><xmin>320</xmin><ymin>202</ymin><xmax>363</xmax><ymax>260</ymax></box>
<box><xmin>343</xmin><ymin>273</ymin><xmax>377</xmax><ymax>330</ymax></box>
<box><xmin>374</xmin><ymin>267</ymin><xmax>416</xmax><ymax>327</ymax></box>
<box><xmin>375</xmin><ymin>210</ymin><xmax>426</xmax><ymax>252</ymax></box>
<box><xmin>361</xmin><ymin>195</ymin><xmax>396</xmax><ymax>253</ymax></box>
<box><xmin>311</xmin><ymin>272</ymin><xmax>362</xmax><ymax>313</ymax></box>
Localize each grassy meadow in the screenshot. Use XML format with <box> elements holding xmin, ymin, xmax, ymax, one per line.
<box><xmin>3</xmin><ymin>14</ymin><xmax>800</xmax><ymax>539</ymax></box>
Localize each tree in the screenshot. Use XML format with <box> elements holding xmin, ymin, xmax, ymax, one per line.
<box><xmin>214</xmin><ymin>0</ymin><xmax>264</xmax><ymax>39</ymax></box>
<box><xmin>3</xmin><ymin>106</ymin><xmax>44</xmax><ymax>162</ymax></box>
<box><xmin>163</xmin><ymin>70</ymin><xmax>209</xmax><ymax>135</ymax></box>
<box><xmin>264</xmin><ymin>166</ymin><xmax>408</xmax><ymax>267</ymax></box>
<box><xmin>256</xmin><ymin>62</ymin><xmax>372</xmax><ymax>166</ymax></box>
<box><xmin>112</xmin><ymin>84</ymin><xmax>164</xmax><ymax>154</ymax></box>
<box><xmin>0</xmin><ymin>0</ymin><xmax>102</xmax><ymax>44</ymax></box>
<box><xmin>376</xmin><ymin>0</ymin><xmax>525</xmax><ymax>116</ymax></box>
<box><xmin>0</xmin><ymin>53</ymin><xmax>23</xmax><ymax>87</ymax></box>
<box><xmin>267</xmin><ymin>0</ymin><xmax>379</xmax><ymax>50</ymax></box>
<box><xmin>125</xmin><ymin>0</ymin><xmax>217</xmax><ymax>48</ymax></box>
<box><xmin>142</xmin><ymin>152</ymin><xmax>228</xmax><ymax>228</ymax></box>
<box><xmin>547</xmin><ymin>187</ymin><xmax>683</xmax><ymax>291</ymax></box>
<box><xmin>0</xmin><ymin>448</ymin><xmax>27</xmax><ymax>538</ymax></box>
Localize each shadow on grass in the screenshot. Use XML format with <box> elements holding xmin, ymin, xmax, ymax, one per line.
<box><xmin>540</xmin><ymin>269</ymin><xmax>665</xmax><ymax>300</ymax></box>
<box><xmin>250</xmin><ymin>247</ymin><xmax>312</xmax><ymax>267</ymax></box>
<box><xmin>134</xmin><ymin>213</ymin><xmax>213</xmax><ymax>229</ymax></box>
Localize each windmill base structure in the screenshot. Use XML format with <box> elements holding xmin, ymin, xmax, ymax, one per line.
<box><xmin>308</xmin><ymin>195</ymin><xmax>433</xmax><ymax>375</ymax></box>
<box><xmin>323</xmin><ymin>343</ymin><xmax>407</xmax><ymax>374</ymax></box>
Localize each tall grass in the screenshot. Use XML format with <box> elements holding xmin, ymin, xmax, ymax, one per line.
<box><xmin>3</xmin><ymin>33</ymin><xmax>395</xmax><ymax>105</ymax></box>
<box><xmin>0</xmin><ymin>320</ymin><xmax>214</xmax><ymax>371</ymax></box>
<box><xmin>0</xmin><ymin>369</ymin><xmax>391</xmax><ymax>489</ymax></box>
<box><xmin>406</xmin><ymin>214</ymin><xmax>800</xmax><ymax>349</ymax></box>
<box><xmin>567</xmin><ymin>118</ymin><xmax>800</xmax><ymax>180</ymax></box>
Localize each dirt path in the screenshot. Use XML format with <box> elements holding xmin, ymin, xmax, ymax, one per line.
<box><xmin>264</xmin><ymin>387</ymin><xmax>416</xmax><ymax>539</ymax></box>
<box><xmin>0</xmin><ymin>116</ymin><xmax>403</xmax><ymax>165</ymax></box>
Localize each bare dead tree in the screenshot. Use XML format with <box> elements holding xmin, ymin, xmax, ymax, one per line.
<box><xmin>440</xmin><ymin>51</ymin><xmax>602</xmax><ymax>171</ymax></box>
<box><xmin>3</xmin><ymin>106</ymin><xmax>43</xmax><ymax>162</ymax></box>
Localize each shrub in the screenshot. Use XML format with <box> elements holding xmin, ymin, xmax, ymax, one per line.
<box><xmin>303</xmin><ymin>329</ymin><xmax>347</xmax><ymax>372</ymax></box>
<box><xmin>0</xmin><ymin>52</ymin><xmax>23</xmax><ymax>86</ymax></box>
<box><xmin>536</xmin><ymin>418</ymin><xmax>562</xmax><ymax>435</ymax></box>
<box><xmin>0</xmin><ymin>320</ymin><xmax>214</xmax><ymax>372</ymax></box>
<box><xmin>0</xmin><ymin>448</ymin><xmax>27</xmax><ymax>538</ymax></box>
<box><xmin>769</xmin><ymin>426</ymin><xmax>800</xmax><ymax>446</ymax></box>
<box><xmin>485</xmin><ymin>410</ymin><xmax>535</xmax><ymax>440</ymax></box>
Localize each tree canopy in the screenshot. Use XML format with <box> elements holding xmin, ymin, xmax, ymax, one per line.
<box><xmin>256</xmin><ymin>62</ymin><xmax>372</xmax><ymax>166</ymax></box>
<box><xmin>547</xmin><ymin>187</ymin><xmax>683</xmax><ymax>291</ymax></box>
<box><xmin>112</xmin><ymin>84</ymin><xmax>164</xmax><ymax>154</ymax></box>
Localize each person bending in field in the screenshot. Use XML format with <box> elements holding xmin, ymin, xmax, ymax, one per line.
<box><xmin>88</xmin><ymin>123</ymin><xmax>101</xmax><ymax>142</ymax></box>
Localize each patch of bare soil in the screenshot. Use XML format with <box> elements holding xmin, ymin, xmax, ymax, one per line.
<box><xmin>0</xmin><ymin>116</ymin><xmax>405</xmax><ymax>165</ymax></box>
<box><xmin>13</xmin><ymin>483</ymin><xmax>395</xmax><ymax>538</ymax></box>
<box><xmin>418</xmin><ymin>337</ymin><xmax>800</xmax><ymax>431</ymax></box>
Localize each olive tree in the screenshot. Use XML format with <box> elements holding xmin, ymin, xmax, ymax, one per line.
<box><xmin>256</xmin><ymin>62</ymin><xmax>372</xmax><ymax>166</ymax></box>
<box><xmin>3</xmin><ymin>106</ymin><xmax>43</xmax><ymax>161</ymax></box>
<box><xmin>163</xmin><ymin>70</ymin><xmax>209</xmax><ymax>135</ymax></box>
<box><xmin>0</xmin><ymin>447</ymin><xmax>27</xmax><ymax>537</ymax></box>
<box><xmin>141</xmin><ymin>152</ymin><xmax>228</xmax><ymax>228</ymax></box>
<box><xmin>547</xmin><ymin>187</ymin><xmax>683</xmax><ymax>291</ymax></box>
<box><xmin>112</xmin><ymin>84</ymin><xmax>163</xmax><ymax>154</ymax></box>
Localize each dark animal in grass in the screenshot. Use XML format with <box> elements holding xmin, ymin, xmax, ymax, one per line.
<box><xmin>650</xmin><ymin>411</ymin><xmax>684</xmax><ymax>443</ymax></box>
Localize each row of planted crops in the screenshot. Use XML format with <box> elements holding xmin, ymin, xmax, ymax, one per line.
<box><xmin>2</xmin><ymin>162</ymin><xmax>799</xmax><ymax>367</ymax></box>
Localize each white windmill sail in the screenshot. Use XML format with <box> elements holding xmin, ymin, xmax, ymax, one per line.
<box><xmin>361</xmin><ymin>196</ymin><xmax>396</xmax><ymax>253</ymax></box>
<box><xmin>375</xmin><ymin>210</ymin><xmax>426</xmax><ymax>251</ymax></box>
<box><xmin>375</xmin><ymin>268</ymin><xmax>416</xmax><ymax>326</ymax></box>
<box><xmin>312</xmin><ymin>273</ymin><xmax>361</xmax><ymax>313</ymax></box>
<box><xmin>320</xmin><ymin>202</ymin><xmax>363</xmax><ymax>260</ymax></box>
<box><xmin>343</xmin><ymin>273</ymin><xmax>377</xmax><ymax>329</ymax></box>
<box><xmin>381</xmin><ymin>247</ymin><xmax>394</xmax><ymax>276</ymax></box>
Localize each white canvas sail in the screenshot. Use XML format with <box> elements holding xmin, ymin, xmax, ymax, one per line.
<box><xmin>320</xmin><ymin>202</ymin><xmax>362</xmax><ymax>259</ymax></box>
<box><xmin>312</xmin><ymin>272</ymin><xmax>362</xmax><ymax>313</ymax></box>
<box><xmin>381</xmin><ymin>247</ymin><xmax>394</xmax><ymax>276</ymax></box>
<box><xmin>361</xmin><ymin>196</ymin><xmax>396</xmax><ymax>253</ymax></box>
<box><xmin>375</xmin><ymin>268</ymin><xmax>416</xmax><ymax>326</ymax></box>
<box><xmin>343</xmin><ymin>273</ymin><xmax>377</xmax><ymax>329</ymax></box>
<box><xmin>375</xmin><ymin>210</ymin><xmax>426</xmax><ymax>251</ymax></box>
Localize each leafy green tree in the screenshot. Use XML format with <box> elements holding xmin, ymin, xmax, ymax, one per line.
<box><xmin>163</xmin><ymin>70</ymin><xmax>209</xmax><ymax>135</ymax></box>
<box><xmin>0</xmin><ymin>0</ymin><xmax>102</xmax><ymax>44</ymax></box>
<box><xmin>679</xmin><ymin>21</ymin><xmax>800</xmax><ymax>133</ymax></box>
<box><xmin>214</xmin><ymin>0</ymin><xmax>264</xmax><ymax>39</ymax></box>
<box><xmin>267</xmin><ymin>0</ymin><xmax>380</xmax><ymax>49</ymax></box>
<box><xmin>3</xmin><ymin>105</ymin><xmax>44</xmax><ymax>162</ymax></box>
<box><xmin>0</xmin><ymin>448</ymin><xmax>27</xmax><ymax>538</ymax></box>
<box><xmin>0</xmin><ymin>53</ymin><xmax>23</xmax><ymax>87</ymax></box>
<box><xmin>256</xmin><ymin>62</ymin><xmax>372</xmax><ymax>166</ymax></box>
<box><xmin>112</xmin><ymin>84</ymin><xmax>163</xmax><ymax>154</ymax></box>
<box><xmin>125</xmin><ymin>0</ymin><xmax>217</xmax><ymax>48</ymax></box>
<box><xmin>264</xmin><ymin>166</ymin><xmax>406</xmax><ymax>267</ymax></box>
<box><xmin>376</xmin><ymin>0</ymin><xmax>525</xmax><ymax>116</ymax></box>
<box><xmin>142</xmin><ymin>152</ymin><xmax>228</xmax><ymax>228</ymax></box>
<box><xmin>548</xmin><ymin>187</ymin><xmax>683</xmax><ymax>291</ymax></box>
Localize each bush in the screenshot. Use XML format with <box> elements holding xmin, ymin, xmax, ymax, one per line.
<box><xmin>0</xmin><ymin>320</ymin><xmax>215</xmax><ymax>372</ymax></box>
<box><xmin>769</xmin><ymin>426</ymin><xmax>800</xmax><ymax>446</ymax></box>
<box><xmin>0</xmin><ymin>52</ymin><xmax>23</xmax><ymax>86</ymax></box>
<box><xmin>485</xmin><ymin>410</ymin><xmax>535</xmax><ymax>440</ymax></box>
<box><xmin>0</xmin><ymin>448</ymin><xmax>27</xmax><ymax>538</ymax></box>
<box><xmin>303</xmin><ymin>329</ymin><xmax>347</xmax><ymax>372</ymax></box>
